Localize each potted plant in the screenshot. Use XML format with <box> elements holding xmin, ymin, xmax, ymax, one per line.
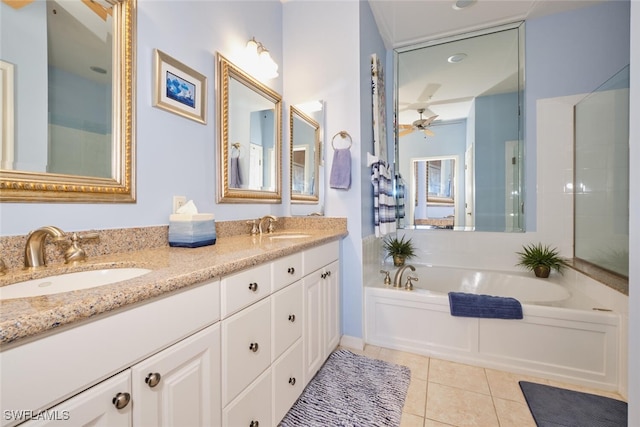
<box><xmin>516</xmin><ymin>243</ymin><xmax>566</xmax><ymax>278</ymax></box>
<box><xmin>383</xmin><ymin>235</ymin><xmax>416</xmax><ymax>267</ymax></box>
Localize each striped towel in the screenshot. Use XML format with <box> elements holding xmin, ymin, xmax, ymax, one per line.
<box><xmin>372</xmin><ymin>160</ymin><xmax>396</xmax><ymax>237</ymax></box>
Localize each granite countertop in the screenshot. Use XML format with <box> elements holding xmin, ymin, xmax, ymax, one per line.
<box><xmin>0</xmin><ymin>228</ymin><xmax>347</xmax><ymax>347</ymax></box>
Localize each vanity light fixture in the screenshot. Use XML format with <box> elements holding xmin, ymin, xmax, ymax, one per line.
<box><xmin>447</xmin><ymin>53</ymin><xmax>467</xmax><ymax>63</ymax></box>
<box><xmin>245</xmin><ymin>37</ymin><xmax>279</xmax><ymax>79</ymax></box>
<box><xmin>452</xmin><ymin>0</ymin><xmax>476</xmax><ymax>10</ymax></box>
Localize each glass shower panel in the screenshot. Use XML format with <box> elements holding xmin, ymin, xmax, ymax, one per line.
<box><xmin>574</xmin><ymin>65</ymin><xmax>629</xmax><ymax>277</ymax></box>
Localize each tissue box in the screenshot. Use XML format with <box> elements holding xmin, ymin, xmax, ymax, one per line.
<box><xmin>169</xmin><ymin>213</ymin><xmax>216</xmax><ymax>248</ymax></box>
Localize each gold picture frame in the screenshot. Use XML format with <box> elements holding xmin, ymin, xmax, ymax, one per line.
<box><xmin>153</xmin><ymin>49</ymin><xmax>207</xmax><ymax>124</ymax></box>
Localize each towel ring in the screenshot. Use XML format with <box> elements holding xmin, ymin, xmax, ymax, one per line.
<box><xmin>331</xmin><ymin>131</ymin><xmax>352</xmax><ymax>150</ymax></box>
<box><xmin>231</xmin><ymin>142</ymin><xmax>241</xmax><ymax>158</ymax></box>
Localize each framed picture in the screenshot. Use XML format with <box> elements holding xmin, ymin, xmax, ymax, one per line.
<box><xmin>153</xmin><ymin>49</ymin><xmax>207</xmax><ymax>124</ymax></box>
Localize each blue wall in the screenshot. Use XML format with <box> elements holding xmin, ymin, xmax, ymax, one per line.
<box><xmin>524</xmin><ymin>0</ymin><xmax>630</xmax><ymax>230</ymax></box>
<box><xmin>474</xmin><ymin>92</ymin><xmax>519</xmax><ymax>231</ymax></box>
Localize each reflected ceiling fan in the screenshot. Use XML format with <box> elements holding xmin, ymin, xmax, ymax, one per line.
<box><xmin>399</xmin><ymin>108</ymin><xmax>438</xmax><ymax>137</ymax></box>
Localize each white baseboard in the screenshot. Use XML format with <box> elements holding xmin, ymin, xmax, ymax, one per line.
<box><xmin>339</xmin><ymin>335</ymin><xmax>364</xmax><ymax>351</ymax></box>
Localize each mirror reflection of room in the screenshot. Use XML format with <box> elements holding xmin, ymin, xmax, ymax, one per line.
<box><xmin>2</xmin><ymin>0</ymin><xmax>115</xmax><ymax>178</ymax></box>
<box><xmin>290</xmin><ymin>106</ymin><xmax>319</xmax><ymax>199</ymax></box>
<box><xmin>217</xmin><ymin>52</ymin><xmax>281</xmax><ymax>203</ymax></box>
<box><xmin>396</xmin><ymin>23</ymin><xmax>524</xmax><ymax>232</ymax></box>
<box><xmin>412</xmin><ymin>158</ymin><xmax>456</xmax><ymax>229</ymax></box>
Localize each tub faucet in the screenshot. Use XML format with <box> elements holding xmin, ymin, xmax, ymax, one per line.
<box><xmin>24</xmin><ymin>225</ymin><xmax>66</xmax><ymax>268</ymax></box>
<box><xmin>393</xmin><ymin>264</ymin><xmax>415</xmax><ymax>288</ymax></box>
<box><xmin>258</xmin><ymin>215</ymin><xmax>278</xmax><ymax>234</ymax></box>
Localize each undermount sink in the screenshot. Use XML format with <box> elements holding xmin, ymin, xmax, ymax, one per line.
<box><xmin>0</xmin><ymin>268</ymin><xmax>152</xmax><ymax>300</ymax></box>
<box><xmin>268</xmin><ymin>233</ymin><xmax>311</xmax><ymax>240</ymax></box>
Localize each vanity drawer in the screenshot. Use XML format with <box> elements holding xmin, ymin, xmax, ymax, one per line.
<box><xmin>222</xmin><ymin>298</ymin><xmax>271</xmax><ymax>406</ymax></box>
<box><xmin>221</xmin><ymin>263</ymin><xmax>271</xmax><ymax>318</ymax></box>
<box><xmin>303</xmin><ymin>240</ymin><xmax>339</xmax><ymax>275</ymax></box>
<box><xmin>272</xmin><ymin>252</ymin><xmax>303</xmax><ymax>292</ymax></box>
<box><xmin>273</xmin><ymin>339</ymin><xmax>303</xmax><ymax>425</ymax></box>
<box><xmin>223</xmin><ymin>369</ymin><xmax>272</xmax><ymax>427</ymax></box>
<box><xmin>271</xmin><ymin>281</ymin><xmax>303</xmax><ymax>360</ymax></box>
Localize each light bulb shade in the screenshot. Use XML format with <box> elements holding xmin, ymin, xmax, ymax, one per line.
<box><xmin>245</xmin><ymin>38</ymin><xmax>259</xmax><ymax>56</ymax></box>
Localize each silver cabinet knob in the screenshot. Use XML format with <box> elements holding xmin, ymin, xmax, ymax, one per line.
<box><xmin>249</xmin><ymin>421</ymin><xmax>259</xmax><ymax>427</ymax></box>
<box><xmin>248</xmin><ymin>282</ymin><xmax>258</xmax><ymax>292</ymax></box>
<box><xmin>287</xmin><ymin>267</ymin><xmax>295</xmax><ymax>274</ymax></box>
<box><xmin>145</xmin><ymin>372</ymin><xmax>162</xmax><ymax>388</ymax></box>
<box><xmin>288</xmin><ymin>377</ymin><xmax>296</xmax><ymax>386</ymax></box>
<box><xmin>112</xmin><ymin>392</ymin><xmax>131</xmax><ymax>409</ymax></box>
<box><xmin>249</xmin><ymin>342</ymin><xmax>259</xmax><ymax>352</ymax></box>
<box><xmin>288</xmin><ymin>314</ymin><xmax>296</xmax><ymax>323</ymax></box>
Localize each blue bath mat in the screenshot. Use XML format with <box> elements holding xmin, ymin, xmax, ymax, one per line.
<box><xmin>519</xmin><ymin>381</ymin><xmax>627</xmax><ymax>427</ymax></box>
<box><xmin>280</xmin><ymin>349</ymin><xmax>411</xmax><ymax>426</ymax></box>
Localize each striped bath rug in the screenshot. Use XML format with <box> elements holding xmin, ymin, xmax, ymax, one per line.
<box><xmin>280</xmin><ymin>349</ymin><xmax>411</xmax><ymax>427</ymax></box>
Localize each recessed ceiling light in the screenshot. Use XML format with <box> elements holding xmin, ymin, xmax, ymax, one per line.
<box><xmin>90</xmin><ymin>66</ymin><xmax>107</xmax><ymax>74</ymax></box>
<box><xmin>452</xmin><ymin>0</ymin><xmax>476</xmax><ymax>10</ymax></box>
<box><xmin>447</xmin><ymin>53</ymin><xmax>467</xmax><ymax>63</ymax></box>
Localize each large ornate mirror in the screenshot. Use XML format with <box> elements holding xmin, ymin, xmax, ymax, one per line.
<box><xmin>216</xmin><ymin>53</ymin><xmax>281</xmax><ymax>203</ymax></box>
<box><xmin>396</xmin><ymin>22</ymin><xmax>524</xmax><ymax>231</ymax></box>
<box><xmin>290</xmin><ymin>105</ymin><xmax>319</xmax><ymax>203</ymax></box>
<box><xmin>0</xmin><ymin>0</ymin><xmax>136</xmax><ymax>202</ymax></box>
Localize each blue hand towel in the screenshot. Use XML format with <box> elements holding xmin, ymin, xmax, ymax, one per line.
<box><xmin>329</xmin><ymin>148</ymin><xmax>351</xmax><ymax>189</ymax></box>
<box><xmin>448</xmin><ymin>292</ymin><xmax>523</xmax><ymax>319</ymax></box>
<box><xmin>229</xmin><ymin>157</ymin><xmax>242</xmax><ymax>188</ymax></box>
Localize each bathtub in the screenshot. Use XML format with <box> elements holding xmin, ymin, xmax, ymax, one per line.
<box><xmin>364</xmin><ymin>265</ymin><xmax>621</xmax><ymax>391</ymax></box>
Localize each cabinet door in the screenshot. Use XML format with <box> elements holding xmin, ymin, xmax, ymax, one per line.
<box><xmin>222</xmin><ymin>297</ymin><xmax>271</xmax><ymax>406</ymax></box>
<box><xmin>303</xmin><ymin>270</ymin><xmax>324</xmax><ymax>385</ymax></box>
<box><xmin>324</xmin><ymin>260</ymin><xmax>341</xmax><ymax>357</ymax></box>
<box><xmin>131</xmin><ymin>324</ymin><xmax>221</xmax><ymax>427</ymax></box>
<box><xmin>21</xmin><ymin>370</ymin><xmax>131</xmax><ymax>427</ymax></box>
<box><xmin>222</xmin><ymin>370</ymin><xmax>272</xmax><ymax>427</ymax></box>
<box><xmin>272</xmin><ymin>340</ymin><xmax>303</xmax><ymax>425</ymax></box>
<box><xmin>272</xmin><ymin>281</ymin><xmax>303</xmax><ymax>360</ymax></box>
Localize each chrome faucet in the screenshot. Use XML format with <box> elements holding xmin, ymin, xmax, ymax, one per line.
<box><xmin>258</xmin><ymin>215</ymin><xmax>278</xmax><ymax>234</ymax></box>
<box><xmin>393</xmin><ymin>264</ymin><xmax>415</xmax><ymax>288</ymax></box>
<box><xmin>24</xmin><ymin>225</ymin><xmax>66</xmax><ymax>268</ymax></box>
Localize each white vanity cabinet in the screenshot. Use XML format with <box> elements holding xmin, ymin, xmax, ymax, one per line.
<box><xmin>21</xmin><ymin>370</ymin><xmax>132</xmax><ymax>427</ymax></box>
<box><xmin>22</xmin><ymin>324</ymin><xmax>220</xmax><ymax>427</ymax></box>
<box><xmin>131</xmin><ymin>324</ymin><xmax>221</xmax><ymax>427</ymax></box>
<box><xmin>303</xmin><ymin>241</ymin><xmax>340</xmax><ymax>385</ymax></box>
<box><xmin>1</xmin><ymin>280</ymin><xmax>221</xmax><ymax>427</ymax></box>
<box><xmin>221</xmin><ymin>258</ymin><xmax>305</xmax><ymax>427</ymax></box>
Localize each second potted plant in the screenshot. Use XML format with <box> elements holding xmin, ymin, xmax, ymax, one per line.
<box><xmin>516</xmin><ymin>243</ymin><xmax>566</xmax><ymax>278</ymax></box>
<box><xmin>383</xmin><ymin>235</ymin><xmax>416</xmax><ymax>267</ymax></box>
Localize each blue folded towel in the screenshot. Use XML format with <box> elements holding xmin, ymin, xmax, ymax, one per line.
<box><xmin>329</xmin><ymin>148</ymin><xmax>351</xmax><ymax>189</ymax></box>
<box><xmin>448</xmin><ymin>292</ymin><xmax>523</xmax><ymax>319</ymax></box>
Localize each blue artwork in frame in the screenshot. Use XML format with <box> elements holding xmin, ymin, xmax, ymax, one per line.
<box><xmin>166</xmin><ymin>71</ymin><xmax>196</xmax><ymax>109</ymax></box>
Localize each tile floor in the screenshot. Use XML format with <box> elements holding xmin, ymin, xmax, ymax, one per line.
<box><xmin>348</xmin><ymin>345</ymin><xmax>627</xmax><ymax>427</ymax></box>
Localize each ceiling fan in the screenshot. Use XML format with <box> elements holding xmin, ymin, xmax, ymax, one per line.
<box><xmin>398</xmin><ymin>108</ymin><xmax>438</xmax><ymax>137</ymax></box>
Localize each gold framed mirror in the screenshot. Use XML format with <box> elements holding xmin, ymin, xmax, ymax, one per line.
<box><xmin>290</xmin><ymin>106</ymin><xmax>319</xmax><ymax>203</ymax></box>
<box><xmin>0</xmin><ymin>0</ymin><xmax>136</xmax><ymax>203</ymax></box>
<box><xmin>216</xmin><ymin>53</ymin><xmax>282</xmax><ymax>203</ymax></box>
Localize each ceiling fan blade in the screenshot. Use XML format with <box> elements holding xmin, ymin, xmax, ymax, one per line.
<box><xmin>398</xmin><ymin>124</ymin><xmax>413</xmax><ymax>129</ymax></box>
<box><xmin>399</xmin><ymin>128</ymin><xmax>414</xmax><ymax>137</ymax></box>
<box><xmin>417</xmin><ymin>83</ymin><xmax>441</xmax><ymax>103</ymax></box>
<box><xmin>424</xmin><ymin>115</ymin><xmax>438</xmax><ymax>126</ymax></box>
<box><xmin>423</xmin><ymin>128</ymin><xmax>435</xmax><ymax>137</ymax></box>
